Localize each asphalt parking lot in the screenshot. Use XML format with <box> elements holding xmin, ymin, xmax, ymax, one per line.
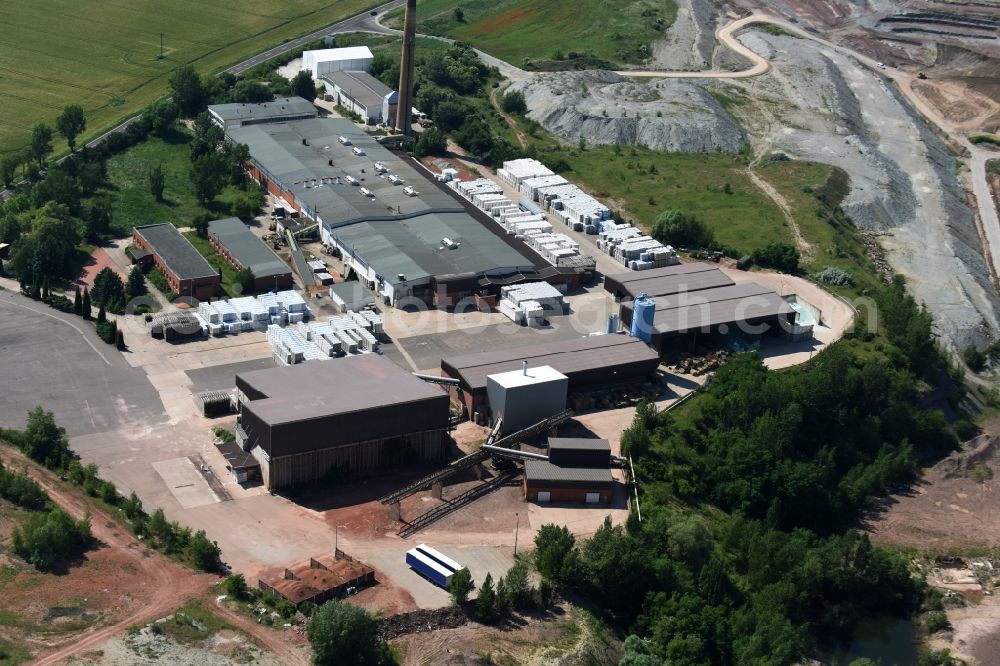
<box><xmin>0</xmin><ymin>291</ymin><xmax>167</xmax><ymax>437</ymax></box>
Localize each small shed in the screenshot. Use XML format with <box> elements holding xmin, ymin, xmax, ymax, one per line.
<box><xmin>329</xmin><ymin>281</ymin><xmax>375</xmax><ymax>313</ymax></box>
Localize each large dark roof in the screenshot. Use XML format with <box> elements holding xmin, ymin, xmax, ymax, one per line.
<box><xmin>604</xmin><ymin>263</ymin><xmax>734</xmax><ymax>300</ymax></box>
<box><xmin>622</xmin><ymin>282</ymin><xmax>794</xmax><ymax>335</ymax></box>
<box><xmin>523</xmin><ymin>459</ymin><xmax>614</xmax><ymax>484</ymax></box>
<box><xmin>237</xmin><ymin>354</ymin><xmax>445</xmax><ymax>426</ymax></box>
<box><xmin>208</xmin><ymin>217</ymin><xmax>291</xmax><ymax>279</ymax></box>
<box><xmin>442</xmin><ymin>334</ymin><xmax>659</xmax><ymax>393</ymax></box>
<box><xmin>548</xmin><ymin>438</ymin><xmax>611</xmax><ymax>452</ymax></box>
<box><xmin>133</xmin><ymin>224</ymin><xmax>217</xmax><ymax>281</ymax></box>
<box><xmin>208</xmin><ymin>97</ymin><xmax>318</xmax><ymax>124</ymax></box>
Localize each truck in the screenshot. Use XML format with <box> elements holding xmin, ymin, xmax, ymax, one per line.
<box><xmin>405</xmin><ymin>548</ymin><xmax>454</xmax><ymax>588</ymax></box>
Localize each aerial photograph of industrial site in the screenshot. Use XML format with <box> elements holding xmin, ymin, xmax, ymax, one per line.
<box><xmin>2</xmin><ymin>0</ymin><xmax>1000</xmax><ymax>664</ymax></box>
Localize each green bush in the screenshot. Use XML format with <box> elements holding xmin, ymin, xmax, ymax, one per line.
<box><xmin>925</xmin><ymin>611</ymin><xmax>951</xmax><ymax>633</ymax></box>
<box><xmin>12</xmin><ymin>507</ymin><xmax>92</xmax><ymax>568</ymax></box>
<box><xmin>0</xmin><ymin>461</ymin><xmax>49</xmax><ymax>511</ymax></box>
<box><xmin>752</xmin><ymin>241</ymin><xmax>800</xmax><ymax>273</ymax></box>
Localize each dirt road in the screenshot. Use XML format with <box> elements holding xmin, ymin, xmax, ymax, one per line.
<box><xmin>209</xmin><ymin>598</ymin><xmax>311</xmax><ymax>666</ymax></box>
<box><xmin>615</xmin><ymin>14</ymin><xmax>771</xmax><ymax>78</ymax></box>
<box><xmin>0</xmin><ymin>447</ymin><xmax>213</xmax><ymax>666</ymax></box>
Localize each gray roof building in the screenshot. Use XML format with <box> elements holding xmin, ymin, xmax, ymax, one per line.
<box><xmin>604</xmin><ymin>263</ymin><xmax>734</xmax><ymax>300</ymax></box>
<box><xmin>321</xmin><ymin>70</ymin><xmax>393</xmax><ymax>110</ymax></box>
<box><xmin>523</xmin><ymin>459</ymin><xmax>614</xmax><ymax>485</ymax></box>
<box><xmin>228</xmin><ymin>117</ymin><xmax>536</xmax><ymax>285</ymax></box>
<box><xmin>132</xmin><ymin>224</ymin><xmax>217</xmax><ymax>281</ymax></box>
<box><xmin>207</xmin><ymin>217</ymin><xmax>291</xmax><ymax>279</ymax></box>
<box><xmin>208</xmin><ymin>97</ymin><xmax>318</xmax><ymax>129</ymax></box>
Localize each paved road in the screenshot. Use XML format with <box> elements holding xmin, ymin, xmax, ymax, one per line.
<box><xmin>227</xmin><ymin>0</ymin><xmax>406</xmax><ymax>75</ymax></box>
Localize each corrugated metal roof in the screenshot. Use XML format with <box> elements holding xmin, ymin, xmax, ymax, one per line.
<box><xmin>523</xmin><ymin>459</ymin><xmax>614</xmax><ymax>484</ymax></box>
<box><xmin>237</xmin><ymin>354</ymin><xmax>446</xmax><ymax>426</ymax></box>
<box><xmin>134</xmin><ymin>224</ymin><xmax>217</xmax><ymax>281</ymax></box>
<box><xmin>208</xmin><ymin>217</ymin><xmax>291</xmax><ymax>278</ymax></box>
<box><xmin>443</xmin><ymin>335</ymin><xmax>659</xmax><ymax>392</ymax></box>
<box><xmin>604</xmin><ymin>263</ymin><xmax>734</xmax><ymax>299</ymax></box>
<box><xmin>208</xmin><ymin>97</ymin><xmax>318</xmax><ymax>123</ymax></box>
<box><xmin>623</xmin><ymin>282</ymin><xmax>794</xmax><ymax>335</ymax></box>
<box><xmin>322</xmin><ymin>70</ymin><xmax>392</xmax><ymax>109</ymax></box>
<box><xmin>548</xmin><ymin>438</ymin><xmax>611</xmax><ymax>452</ymax></box>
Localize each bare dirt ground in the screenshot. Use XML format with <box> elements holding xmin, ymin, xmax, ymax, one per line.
<box><xmin>390</xmin><ymin>600</ymin><xmax>621</xmax><ymax>666</ymax></box>
<box><xmin>0</xmin><ymin>447</ymin><xmax>214</xmax><ymax>665</ymax></box>
<box><xmin>865</xmin><ymin>415</ymin><xmax>1000</xmax><ymax>664</ymax></box>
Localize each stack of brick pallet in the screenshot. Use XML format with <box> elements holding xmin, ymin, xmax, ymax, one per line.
<box><xmin>498</xmin><ymin>158</ymin><xmax>554</xmax><ymax>189</ymax></box>
<box><xmin>598</xmin><ymin>224</ymin><xmax>678</xmax><ymax>271</ymax></box>
<box><xmin>498</xmin><ymin>282</ymin><xmax>567</xmax><ymax>327</ymax></box>
<box><xmin>453</xmin><ymin>178</ymin><xmax>503</xmax><ymax>200</ymax></box>
<box><xmin>524</xmin><ymin>233</ymin><xmax>581</xmax><ymax>266</ymax></box>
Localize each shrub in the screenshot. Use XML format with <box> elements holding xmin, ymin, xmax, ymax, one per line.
<box><xmin>925</xmin><ymin>611</ymin><xmax>951</xmax><ymax>633</ymax></box>
<box><xmin>449</xmin><ymin>567</ymin><xmax>474</xmax><ymax>604</ymax></box>
<box><xmin>970</xmin><ymin>462</ymin><xmax>993</xmax><ymax>483</ymax></box>
<box><xmin>752</xmin><ymin>242</ymin><xmax>800</xmax><ymax>273</ymax></box>
<box><xmin>813</xmin><ymin>266</ymin><xmax>855</xmax><ymax>287</ymax></box>
<box><xmin>650</xmin><ymin>210</ymin><xmax>714</xmax><ymax>249</ymax></box>
<box><xmin>12</xmin><ymin>508</ymin><xmax>92</xmax><ymax>568</ymax></box>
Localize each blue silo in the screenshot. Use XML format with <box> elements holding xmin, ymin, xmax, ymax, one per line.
<box><xmin>630</xmin><ymin>292</ymin><xmax>655</xmax><ymax>343</ymax></box>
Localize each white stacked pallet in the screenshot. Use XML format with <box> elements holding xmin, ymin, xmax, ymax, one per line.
<box><xmin>492</xmin><ymin>205</ymin><xmax>519</xmax><ymax>218</ymax></box>
<box><xmin>500</xmin><ymin>209</ymin><xmax>544</xmax><ymax>225</ymax></box>
<box><xmin>519</xmin><ymin>174</ymin><xmax>568</xmax><ymax>200</ymax></box>
<box><xmin>212</xmin><ymin>300</ymin><xmax>239</xmax><ymax>323</ymax></box>
<box><xmin>307</xmin><ymin>260</ymin><xmax>326</xmax><ymax>274</ymax></box>
<box><xmin>508</xmin><ymin>220</ymin><xmax>552</xmax><ymax>237</ymax></box>
<box><xmin>276</xmin><ymin>290</ymin><xmax>306</xmax><ymax>313</ymax></box>
<box><xmin>501</xmin><ymin>282</ymin><xmax>567</xmax><ymax>315</ymax></box>
<box><xmin>359</xmin><ymin>310</ymin><xmax>383</xmax><ymax>336</ymax></box>
<box><xmin>454</xmin><ymin>178</ymin><xmax>502</xmax><ymax>198</ymax></box>
<box><xmin>499</xmin><ymin>158</ymin><xmax>554</xmax><ymax>188</ymax></box>
<box><xmin>199</xmin><ymin>302</ymin><xmax>220</xmax><ymax>324</ymax></box>
<box><xmin>256</xmin><ymin>292</ymin><xmax>282</xmax><ymax>316</ymax></box>
<box><xmin>473</xmin><ymin>192</ymin><xmax>508</xmax><ymax>210</ymax></box>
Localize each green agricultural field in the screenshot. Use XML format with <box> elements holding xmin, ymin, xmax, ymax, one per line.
<box><xmin>0</xmin><ymin>0</ymin><xmax>378</xmax><ymax>157</ymax></box>
<box><xmin>546</xmin><ymin>145</ymin><xmax>790</xmax><ymax>254</ymax></box>
<box><xmin>385</xmin><ymin>0</ymin><xmax>676</xmax><ymax>67</ymax></box>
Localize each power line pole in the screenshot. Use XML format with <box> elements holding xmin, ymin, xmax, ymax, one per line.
<box><xmin>158</xmin><ymin>33</ymin><xmax>165</xmax><ymax>60</ymax></box>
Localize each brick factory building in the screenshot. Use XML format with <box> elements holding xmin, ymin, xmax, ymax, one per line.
<box><xmin>235</xmin><ymin>355</ymin><xmax>450</xmax><ymax>489</ymax></box>
<box><xmin>523</xmin><ymin>438</ymin><xmax>615</xmax><ymax>504</ymax></box>
<box><xmin>440</xmin><ymin>335</ymin><xmax>660</xmax><ymax>418</ymax></box>
<box><xmin>131</xmin><ymin>224</ymin><xmax>219</xmax><ymax>300</ymax></box>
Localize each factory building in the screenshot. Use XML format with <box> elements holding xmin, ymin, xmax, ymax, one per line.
<box><xmin>604</xmin><ymin>263</ymin><xmax>735</xmax><ymax>300</ymax></box>
<box><xmin>302</xmin><ymin>46</ymin><xmax>374</xmax><ymax>79</ymax></box>
<box><xmin>208</xmin><ymin>97</ymin><xmax>318</xmax><ymax>130</ymax></box>
<box><xmin>487</xmin><ymin>365</ymin><xmax>568</xmax><ymax>434</ymax></box>
<box><xmin>235</xmin><ymin>355</ymin><xmax>450</xmax><ymax>489</ymax></box>
<box><xmin>131</xmin><ymin>224</ymin><xmax>220</xmax><ymax>300</ymax></box>
<box><xmin>523</xmin><ymin>438</ymin><xmax>615</xmax><ymax>504</ymax></box>
<box><xmin>441</xmin><ymin>335</ymin><xmax>660</xmax><ymax>417</ymax></box>
<box><xmin>224</xmin><ymin>114</ymin><xmax>549</xmax><ymax>307</ymax></box>
<box><xmin>207</xmin><ymin>217</ymin><xmax>293</xmax><ymax>291</ymax></box>
<box><xmin>618</xmin><ymin>281</ymin><xmax>797</xmax><ymax>352</ymax></box>
<box><xmin>320</xmin><ymin>70</ymin><xmax>397</xmax><ymax>125</ymax></box>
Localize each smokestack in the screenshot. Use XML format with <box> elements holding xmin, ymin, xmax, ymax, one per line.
<box><xmin>395</xmin><ymin>0</ymin><xmax>417</xmax><ymax>135</ymax></box>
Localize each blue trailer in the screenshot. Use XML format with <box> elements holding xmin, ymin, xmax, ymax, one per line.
<box><xmin>416</xmin><ymin>544</ymin><xmax>463</xmax><ymax>574</ymax></box>
<box><xmin>405</xmin><ymin>548</ymin><xmax>454</xmax><ymax>588</ymax></box>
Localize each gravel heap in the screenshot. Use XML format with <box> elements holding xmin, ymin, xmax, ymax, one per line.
<box><xmin>510</xmin><ymin>71</ymin><xmax>747</xmax><ymax>153</ymax></box>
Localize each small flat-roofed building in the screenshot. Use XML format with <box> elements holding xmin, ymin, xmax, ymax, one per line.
<box><xmin>618</xmin><ymin>282</ymin><xmax>796</xmax><ymax>352</ymax></box>
<box><xmin>441</xmin><ymin>335</ymin><xmax>660</xmax><ymax>417</ymax></box>
<box><xmin>235</xmin><ymin>355</ymin><xmax>450</xmax><ymax>489</ymax></box>
<box><xmin>302</xmin><ymin>46</ymin><xmax>374</xmax><ymax>78</ymax></box>
<box><xmin>486</xmin><ymin>365</ymin><xmax>568</xmax><ymax>434</ymax></box>
<box><xmin>604</xmin><ymin>263</ymin><xmax>735</xmax><ymax>301</ymax></box>
<box><xmin>208</xmin><ymin>97</ymin><xmax>318</xmax><ymax>130</ymax></box>
<box><xmin>132</xmin><ymin>224</ymin><xmax>219</xmax><ymax>300</ymax></box>
<box><xmin>523</xmin><ymin>459</ymin><xmax>614</xmax><ymax>504</ymax></box>
<box><xmin>207</xmin><ymin>217</ymin><xmax>293</xmax><ymax>291</ymax></box>
<box><xmin>329</xmin><ymin>281</ymin><xmax>375</xmax><ymax>313</ymax></box>
<box><xmin>321</xmin><ymin>70</ymin><xmax>396</xmax><ymax>125</ymax></box>
<box><xmin>547</xmin><ymin>438</ymin><xmax>611</xmax><ymax>468</ymax></box>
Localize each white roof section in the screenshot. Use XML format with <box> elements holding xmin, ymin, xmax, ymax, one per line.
<box><xmin>303</xmin><ymin>46</ymin><xmax>373</xmax><ymax>62</ymax></box>
<box><xmin>487</xmin><ymin>364</ymin><xmax>567</xmax><ymax>389</ymax></box>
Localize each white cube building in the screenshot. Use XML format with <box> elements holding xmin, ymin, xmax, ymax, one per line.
<box><xmin>302</xmin><ymin>46</ymin><xmax>374</xmax><ymax>78</ymax></box>
<box><xmin>486</xmin><ymin>365</ymin><xmax>568</xmax><ymax>434</ymax></box>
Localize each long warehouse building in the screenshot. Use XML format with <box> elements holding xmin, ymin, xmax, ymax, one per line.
<box><xmin>235</xmin><ymin>355</ymin><xmax>451</xmax><ymax>489</ymax></box>
<box><xmin>131</xmin><ymin>224</ymin><xmax>220</xmax><ymax>300</ymax></box>
<box><xmin>218</xmin><ymin>109</ymin><xmax>564</xmax><ymax>307</ymax></box>
<box><xmin>441</xmin><ymin>334</ymin><xmax>660</xmax><ymax>416</ymax></box>
<box><xmin>604</xmin><ymin>262</ymin><xmax>735</xmax><ymax>300</ymax></box>
<box><xmin>208</xmin><ymin>217</ymin><xmax>294</xmax><ymax>291</ymax></box>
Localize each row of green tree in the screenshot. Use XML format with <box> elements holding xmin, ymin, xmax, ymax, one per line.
<box><xmin>0</xmin><ymin>408</ymin><xmax>221</xmax><ymax>572</ymax></box>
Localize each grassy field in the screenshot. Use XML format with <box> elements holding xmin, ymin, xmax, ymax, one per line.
<box><xmin>385</xmin><ymin>0</ymin><xmax>676</xmax><ymax>67</ymax></box>
<box><xmin>0</xmin><ymin>0</ymin><xmax>379</xmax><ymax>157</ymax></box>
<box><xmin>541</xmin><ymin>145</ymin><xmax>791</xmax><ymax>253</ymax></box>
<box><xmin>183</xmin><ymin>232</ymin><xmax>244</xmax><ymax>298</ymax></box>
<box><xmin>100</xmin><ymin>130</ymin><xmax>241</xmax><ymax>235</ymax></box>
